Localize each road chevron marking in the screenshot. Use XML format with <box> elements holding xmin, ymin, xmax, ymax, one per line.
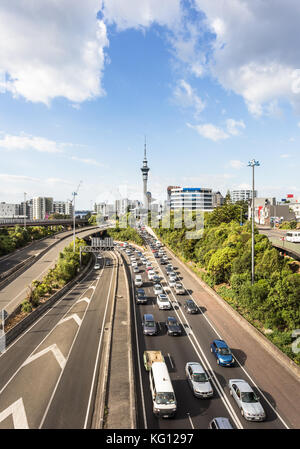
<box><xmin>89</xmin><ymin>285</ymin><xmax>96</xmax><ymax>291</ymax></box>
<box><xmin>58</xmin><ymin>313</ymin><xmax>82</xmax><ymax>327</ymax></box>
<box><xmin>0</xmin><ymin>398</ymin><xmax>29</xmax><ymax>429</ymax></box>
<box><xmin>22</xmin><ymin>344</ymin><xmax>66</xmax><ymax>370</ymax></box>
<box><xmin>76</xmin><ymin>297</ymin><xmax>90</xmax><ymax>304</ymax></box>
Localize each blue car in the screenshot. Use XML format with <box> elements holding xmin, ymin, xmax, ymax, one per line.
<box><xmin>210</xmin><ymin>339</ymin><xmax>235</xmax><ymax>366</ymax></box>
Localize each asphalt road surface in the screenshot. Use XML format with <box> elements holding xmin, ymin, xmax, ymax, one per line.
<box><xmin>126</xmin><ymin>231</ymin><xmax>299</xmax><ymax>430</ymax></box>
<box><xmin>0</xmin><ymin>252</ymin><xmax>117</xmax><ymax>429</ymax></box>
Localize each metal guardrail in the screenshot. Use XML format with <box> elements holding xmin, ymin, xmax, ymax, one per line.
<box><xmin>0</xmin><ymin>218</ymin><xmax>89</xmax><ymax>227</ymax></box>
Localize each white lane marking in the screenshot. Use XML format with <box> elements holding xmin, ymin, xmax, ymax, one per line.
<box><xmin>22</xmin><ymin>344</ymin><xmax>66</xmax><ymax>370</ymax></box>
<box><xmin>83</xmin><ymin>251</ymin><xmax>118</xmax><ymax>429</ymax></box>
<box><xmin>168</xmin><ymin>353</ymin><xmax>174</xmax><ymax>369</ymax></box>
<box><xmin>58</xmin><ymin>314</ymin><xmax>82</xmax><ymax>327</ymax></box>
<box><xmin>76</xmin><ymin>297</ymin><xmax>90</xmax><ymax>304</ymax></box>
<box><xmin>88</xmin><ymin>286</ymin><xmax>96</xmax><ymax>291</ymax></box>
<box><xmin>187</xmin><ymin>412</ymin><xmax>195</xmax><ymax>429</ymax></box>
<box><xmin>0</xmin><ymin>397</ymin><xmax>29</xmax><ymax>429</ymax></box>
<box><xmin>163</xmin><ymin>246</ymin><xmax>291</xmax><ymax>429</ymax></box>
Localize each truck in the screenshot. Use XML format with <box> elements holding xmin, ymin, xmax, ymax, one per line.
<box><xmin>143</xmin><ymin>350</ymin><xmax>165</xmax><ymax>371</ymax></box>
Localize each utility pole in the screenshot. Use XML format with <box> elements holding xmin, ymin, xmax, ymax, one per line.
<box><xmin>248</xmin><ymin>159</ymin><xmax>260</xmax><ymax>285</ymax></box>
<box><xmin>72</xmin><ymin>181</ymin><xmax>82</xmax><ymax>252</ymax></box>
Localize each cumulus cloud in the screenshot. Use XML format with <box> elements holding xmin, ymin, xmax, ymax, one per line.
<box><xmin>191</xmin><ymin>0</ymin><xmax>300</xmax><ymax>115</ymax></box>
<box><xmin>101</xmin><ymin>0</ymin><xmax>181</xmax><ymax>30</ymax></box>
<box><xmin>0</xmin><ymin>133</ymin><xmax>66</xmax><ymax>153</ymax></box>
<box><xmin>187</xmin><ymin>122</ymin><xmax>229</xmax><ymax>141</ymax></box>
<box><xmin>0</xmin><ymin>0</ymin><xmax>109</xmax><ymax>104</ymax></box>
<box><xmin>226</xmin><ymin>119</ymin><xmax>246</xmax><ymax>136</ymax></box>
<box><xmin>173</xmin><ymin>79</ymin><xmax>205</xmax><ymax>116</ymax></box>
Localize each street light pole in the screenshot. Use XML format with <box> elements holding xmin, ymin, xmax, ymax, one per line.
<box><xmin>72</xmin><ymin>191</ymin><xmax>78</xmax><ymax>252</ymax></box>
<box><xmin>248</xmin><ymin>159</ymin><xmax>260</xmax><ymax>285</ymax></box>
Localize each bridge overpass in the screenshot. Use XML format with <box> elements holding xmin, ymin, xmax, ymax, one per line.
<box><xmin>258</xmin><ymin>226</ymin><xmax>300</xmax><ymax>261</ymax></box>
<box><xmin>0</xmin><ymin>218</ymin><xmax>90</xmax><ymax>228</ymax></box>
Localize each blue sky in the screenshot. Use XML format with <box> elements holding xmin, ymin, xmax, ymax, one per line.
<box><xmin>0</xmin><ymin>0</ymin><xmax>300</xmax><ymax>208</ymax></box>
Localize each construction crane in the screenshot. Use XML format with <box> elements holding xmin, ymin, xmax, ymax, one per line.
<box><xmin>72</xmin><ymin>181</ymin><xmax>83</xmax><ymax>251</ymax></box>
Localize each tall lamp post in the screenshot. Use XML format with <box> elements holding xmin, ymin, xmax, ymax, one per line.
<box><xmin>248</xmin><ymin>159</ymin><xmax>260</xmax><ymax>285</ymax></box>
<box><xmin>72</xmin><ymin>191</ymin><xmax>78</xmax><ymax>252</ymax></box>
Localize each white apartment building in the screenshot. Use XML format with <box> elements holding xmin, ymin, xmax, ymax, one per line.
<box><xmin>170</xmin><ymin>187</ymin><xmax>213</xmax><ymax>211</ymax></box>
<box><xmin>0</xmin><ymin>202</ymin><xmax>21</xmax><ymax>218</ymax></box>
<box><xmin>230</xmin><ymin>189</ymin><xmax>257</xmax><ymax>203</ymax></box>
<box><xmin>33</xmin><ymin>197</ymin><xmax>53</xmax><ymax>220</ymax></box>
<box><xmin>288</xmin><ymin>201</ymin><xmax>300</xmax><ymax>221</ymax></box>
<box><xmin>53</xmin><ymin>200</ymin><xmax>73</xmax><ymax>216</ymax></box>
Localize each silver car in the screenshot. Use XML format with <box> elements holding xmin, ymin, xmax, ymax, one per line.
<box><xmin>228</xmin><ymin>379</ymin><xmax>266</xmax><ymax>421</ymax></box>
<box><xmin>185</xmin><ymin>362</ymin><xmax>213</xmax><ymax>398</ymax></box>
<box><xmin>153</xmin><ymin>284</ymin><xmax>163</xmax><ymax>295</ymax></box>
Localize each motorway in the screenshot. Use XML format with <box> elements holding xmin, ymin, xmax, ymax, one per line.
<box><xmin>127</xmin><ymin>230</ymin><xmax>300</xmax><ymax>430</ymax></box>
<box><xmin>0</xmin><ymin>251</ymin><xmax>117</xmax><ymax>429</ymax></box>
<box><xmin>0</xmin><ymin>227</ymin><xmax>100</xmax><ymax>315</ymax></box>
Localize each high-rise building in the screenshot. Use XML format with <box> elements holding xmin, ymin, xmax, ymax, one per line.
<box><xmin>212</xmin><ymin>191</ymin><xmax>225</xmax><ymax>208</ymax></box>
<box><xmin>169</xmin><ymin>187</ymin><xmax>213</xmax><ymax>211</ymax></box>
<box><xmin>140</xmin><ymin>141</ymin><xmax>150</xmax><ymax>210</ymax></box>
<box><xmin>230</xmin><ymin>189</ymin><xmax>257</xmax><ymax>203</ymax></box>
<box><xmin>33</xmin><ymin>197</ymin><xmax>53</xmax><ymax>219</ymax></box>
<box><xmin>53</xmin><ymin>200</ymin><xmax>73</xmax><ymax>216</ymax></box>
<box><xmin>0</xmin><ymin>202</ymin><xmax>21</xmax><ymax>218</ymax></box>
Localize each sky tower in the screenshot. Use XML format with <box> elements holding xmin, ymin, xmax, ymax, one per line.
<box><xmin>141</xmin><ymin>138</ymin><xmax>150</xmax><ymax>210</ymax></box>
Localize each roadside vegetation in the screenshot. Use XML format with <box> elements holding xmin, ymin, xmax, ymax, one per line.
<box><xmin>154</xmin><ymin>205</ymin><xmax>300</xmax><ymax>364</ymax></box>
<box><xmin>0</xmin><ymin>225</ymin><xmax>65</xmax><ymax>257</ymax></box>
<box><xmin>17</xmin><ymin>238</ymin><xmax>90</xmax><ymax>318</ymax></box>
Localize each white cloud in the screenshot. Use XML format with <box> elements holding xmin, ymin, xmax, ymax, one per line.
<box><xmin>226</xmin><ymin>119</ymin><xmax>246</xmax><ymax>136</ymax></box>
<box><xmin>173</xmin><ymin>79</ymin><xmax>205</xmax><ymax>116</ymax></box>
<box><xmin>229</xmin><ymin>160</ymin><xmax>245</xmax><ymax>169</ymax></box>
<box><xmin>280</xmin><ymin>154</ymin><xmax>291</xmax><ymax>158</ymax></box>
<box><xmin>70</xmin><ymin>156</ymin><xmax>104</xmax><ymax>167</ymax></box>
<box><xmin>188</xmin><ymin>0</ymin><xmax>300</xmax><ymax>115</ymax></box>
<box><xmin>0</xmin><ymin>0</ymin><xmax>109</xmax><ymax>104</ymax></box>
<box><xmin>101</xmin><ymin>0</ymin><xmax>181</xmax><ymax>30</ymax></box>
<box><xmin>0</xmin><ymin>133</ymin><xmax>65</xmax><ymax>153</ymax></box>
<box><xmin>187</xmin><ymin>122</ymin><xmax>229</xmax><ymax>141</ymax></box>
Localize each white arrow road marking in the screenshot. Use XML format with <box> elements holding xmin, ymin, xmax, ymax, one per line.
<box><xmin>58</xmin><ymin>313</ymin><xmax>82</xmax><ymax>327</ymax></box>
<box><xmin>88</xmin><ymin>286</ymin><xmax>96</xmax><ymax>291</ymax></box>
<box><xmin>76</xmin><ymin>297</ymin><xmax>90</xmax><ymax>304</ymax></box>
<box><xmin>0</xmin><ymin>398</ymin><xmax>29</xmax><ymax>429</ymax></box>
<box><xmin>22</xmin><ymin>344</ymin><xmax>66</xmax><ymax>370</ymax></box>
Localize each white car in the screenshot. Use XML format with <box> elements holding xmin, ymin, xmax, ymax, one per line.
<box><xmin>132</xmin><ymin>261</ymin><xmax>138</xmax><ymax>268</ymax></box>
<box><xmin>134</xmin><ymin>275</ymin><xmax>143</xmax><ymax>287</ymax></box>
<box><xmin>94</xmin><ymin>263</ymin><xmax>100</xmax><ymax>270</ymax></box>
<box><xmin>175</xmin><ymin>283</ymin><xmax>185</xmax><ymax>295</ymax></box>
<box><xmin>148</xmin><ymin>270</ymin><xmax>156</xmax><ymax>281</ymax></box>
<box><xmin>229</xmin><ymin>379</ymin><xmax>266</xmax><ymax>421</ymax></box>
<box><xmin>185</xmin><ymin>362</ymin><xmax>213</xmax><ymax>398</ymax></box>
<box><xmin>153</xmin><ymin>284</ymin><xmax>163</xmax><ymax>295</ymax></box>
<box><xmin>133</xmin><ymin>266</ymin><xmax>139</xmax><ymax>273</ymax></box>
<box><xmin>141</xmin><ymin>259</ymin><xmax>147</xmax><ymax>265</ymax></box>
<box><xmin>156</xmin><ymin>294</ymin><xmax>172</xmax><ymax>310</ymax></box>
<box><xmin>169</xmin><ymin>276</ymin><xmax>177</xmax><ymax>288</ymax></box>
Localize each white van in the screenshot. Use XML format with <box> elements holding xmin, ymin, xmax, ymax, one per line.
<box><xmin>149</xmin><ymin>361</ymin><xmax>177</xmax><ymax>418</ymax></box>
<box><xmin>286</xmin><ymin>231</ymin><xmax>300</xmax><ymax>243</ymax></box>
<box><xmin>134</xmin><ymin>275</ymin><xmax>143</xmax><ymax>287</ymax></box>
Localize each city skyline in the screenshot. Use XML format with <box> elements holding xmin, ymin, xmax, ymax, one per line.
<box><xmin>0</xmin><ymin>1</ymin><xmax>300</xmax><ymax>208</ymax></box>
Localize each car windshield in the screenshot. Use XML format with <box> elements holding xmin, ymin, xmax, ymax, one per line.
<box><xmin>168</xmin><ymin>320</ymin><xmax>177</xmax><ymax>326</ymax></box>
<box><xmin>241</xmin><ymin>392</ymin><xmax>258</xmax><ymax>403</ymax></box>
<box><xmin>218</xmin><ymin>348</ymin><xmax>231</xmax><ymax>355</ymax></box>
<box><xmin>145</xmin><ymin>321</ymin><xmax>155</xmax><ymax>327</ymax></box>
<box><xmin>193</xmin><ymin>373</ymin><xmax>208</xmax><ymax>382</ymax></box>
<box><xmin>160</xmin><ymin>297</ymin><xmax>168</xmax><ymax>302</ymax></box>
<box><xmin>156</xmin><ymin>392</ymin><xmax>175</xmax><ymax>405</ymax></box>
<box><xmin>187</xmin><ymin>302</ymin><xmax>196</xmax><ymax>309</ymax></box>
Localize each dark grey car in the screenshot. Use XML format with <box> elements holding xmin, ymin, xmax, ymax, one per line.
<box><xmin>142</xmin><ymin>314</ymin><xmax>158</xmax><ymax>335</ymax></box>
<box><xmin>184</xmin><ymin>299</ymin><xmax>199</xmax><ymax>314</ymax></box>
<box><xmin>165</xmin><ymin>316</ymin><xmax>182</xmax><ymax>336</ymax></box>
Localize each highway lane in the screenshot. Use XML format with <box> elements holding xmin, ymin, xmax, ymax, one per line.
<box><xmin>0</xmin><ymin>226</ymin><xmax>97</xmax><ymax>275</ymax></box>
<box><xmin>0</xmin><ymin>227</ymin><xmax>100</xmax><ymax>315</ymax></box>
<box><xmin>126</xmin><ymin>233</ymin><xmax>294</xmax><ymax>429</ymax></box>
<box><xmin>0</xmin><ymin>251</ymin><xmax>118</xmax><ymax>428</ymax></box>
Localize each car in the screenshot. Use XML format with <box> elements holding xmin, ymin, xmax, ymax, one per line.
<box><xmin>165</xmin><ymin>316</ymin><xmax>182</xmax><ymax>336</ymax></box>
<box><xmin>185</xmin><ymin>362</ymin><xmax>213</xmax><ymax>398</ymax></box>
<box><xmin>94</xmin><ymin>263</ymin><xmax>100</xmax><ymax>270</ymax></box>
<box><xmin>174</xmin><ymin>283</ymin><xmax>185</xmax><ymax>295</ymax></box>
<box><xmin>132</xmin><ymin>261</ymin><xmax>138</xmax><ymax>268</ymax></box>
<box><xmin>166</xmin><ymin>264</ymin><xmax>174</xmax><ymax>270</ymax></box>
<box><xmin>148</xmin><ymin>270</ymin><xmax>156</xmax><ymax>280</ymax></box>
<box><xmin>184</xmin><ymin>299</ymin><xmax>199</xmax><ymax>314</ymax></box>
<box><xmin>134</xmin><ymin>275</ymin><xmax>143</xmax><ymax>287</ymax></box>
<box><xmin>146</xmin><ymin>265</ymin><xmax>153</xmax><ymax>272</ymax></box>
<box><xmin>141</xmin><ymin>258</ymin><xmax>147</xmax><ymax>265</ymax></box>
<box><xmin>210</xmin><ymin>340</ymin><xmax>235</xmax><ymax>366</ymax></box>
<box><xmin>133</xmin><ymin>266</ymin><xmax>139</xmax><ymax>273</ymax></box>
<box><xmin>153</xmin><ymin>284</ymin><xmax>163</xmax><ymax>295</ymax></box>
<box><xmin>168</xmin><ymin>271</ymin><xmax>177</xmax><ymax>279</ymax></box>
<box><xmin>154</xmin><ymin>253</ymin><xmax>160</xmax><ymax>258</ymax></box>
<box><xmin>130</xmin><ymin>256</ymin><xmax>136</xmax><ymax>261</ymax></box>
<box><xmin>208</xmin><ymin>418</ymin><xmax>234</xmax><ymax>429</ymax></box>
<box><xmin>169</xmin><ymin>276</ymin><xmax>177</xmax><ymax>288</ymax></box>
<box><xmin>162</xmin><ymin>255</ymin><xmax>168</xmax><ymax>261</ymax></box>
<box><xmin>157</xmin><ymin>294</ymin><xmax>172</xmax><ymax>310</ymax></box>
<box><xmin>136</xmin><ymin>288</ymin><xmax>147</xmax><ymax>304</ymax></box>
<box><xmin>228</xmin><ymin>379</ymin><xmax>266</xmax><ymax>421</ymax></box>
<box><xmin>142</xmin><ymin>313</ymin><xmax>158</xmax><ymax>335</ymax></box>
<box><xmin>160</xmin><ymin>259</ymin><xmax>167</xmax><ymax>265</ymax></box>
<box><xmin>152</xmin><ymin>274</ymin><xmax>161</xmax><ymax>283</ymax></box>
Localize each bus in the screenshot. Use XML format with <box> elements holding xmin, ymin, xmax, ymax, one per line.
<box><xmin>286</xmin><ymin>231</ymin><xmax>300</xmax><ymax>243</ymax></box>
